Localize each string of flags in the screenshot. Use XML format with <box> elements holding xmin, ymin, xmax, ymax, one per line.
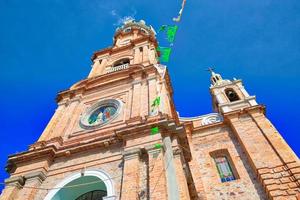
<box><xmin>151</xmin><ymin>0</ymin><xmax>187</xmax><ymax>149</ymax></box>
<box><xmin>173</xmin><ymin>0</ymin><xmax>187</xmax><ymax>22</ymax></box>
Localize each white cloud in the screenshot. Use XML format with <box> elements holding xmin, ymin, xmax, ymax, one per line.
<box><xmin>111</xmin><ymin>9</ymin><xmax>117</xmax><ymax>16</ymax></box>
<box><xmin>110</xmin><ymin>7</ymin><xmax>137</xmax><ymax>26</ymax></box>
<box><xmin>116</xmin><ymin>16</ymin><xmax>135</xmax><ymax>25</ymax></box>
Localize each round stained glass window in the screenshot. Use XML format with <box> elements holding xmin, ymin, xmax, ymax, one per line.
<box><xmin>80</xmin><ymin>99</ymin><xmax>122</xmax><ymax>129</ymax></box>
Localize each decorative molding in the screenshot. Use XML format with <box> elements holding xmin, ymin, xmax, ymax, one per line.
<box><xmin>4</xmin><ymin>176</ymin><xmax>25</xmax><ymax>186</ymax></box>
<box><xmin>179</xmin><ymin>113</ymin><xmax>223</xmax><ymax>126</ymax></box>
<box><xmin>24</xmin><ymin>171</ymin><xmax>46</xmax><ymax>182</ymax></box>
<box><xmin>123</xmin><ymin>148</ymin><xmax>141</xmax><ymax>160</ymax></box>
<box><xmin>201</xmin><ymin>114</ymin><xmax>223</xmax><ymax>125</ymax></box>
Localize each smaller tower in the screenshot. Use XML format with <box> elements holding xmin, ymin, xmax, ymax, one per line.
<box><xmin>209</xmin><ymin>69</ymin><xmax>257</xmax><ymax>113</ymax></box>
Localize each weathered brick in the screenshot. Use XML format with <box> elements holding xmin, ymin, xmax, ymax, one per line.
<box><xmin>288</xmin><ymin>182</ymin><xmax>298</xmax><ymax>189</ymax></box>
<box><xmin>269</xmin><ymin>190</ymin><xmax>287</xmax><ymax>197</ymax></box>
<box><xmin>281</xmin><ymin>177</ymin><xmax>292</xmax><ymax>184</ymax></box>
<box><xmin>291</xmin><ymin>168</ymin><xmax>300</xmax><ymax>175</ymax></box>
<box><xmin>266</xmin><ymin>184</ymin><xmax>280</xmax><ymax>191</ymax></box>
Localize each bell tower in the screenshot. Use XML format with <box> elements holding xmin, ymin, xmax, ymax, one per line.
<box><xmin>209</xmin><ymin>69</ymin><xmax>300</xmax><ymax>199</ymax></box>
<box><xmin>209</xmin><ymin>69</ymin><xmax>258</xmax><ymax>113</ymax></box>
<box><xmin>88</xmin><ymin>19</ymin><xmax>158</xmax><ymax>78</ymax></box>
<box><xmin>1</xmin><ymin>20</ymin><xmax>192</xmax><ymax>200</ymax></box>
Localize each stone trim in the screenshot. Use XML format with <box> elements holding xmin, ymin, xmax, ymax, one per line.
<box><xmin>123</xmin><ymin>148</ymin><xmax>141</xmax><ymax>160</ymax></box>
<box><xmin>4</xmin><ymin>176</ymin><xmax>25</xmax><ymax>186</ymax></box>
<box><xmin>24</xmin><ymin>171</ymin><xmax>46</xmax><ymax>183</ymax></box>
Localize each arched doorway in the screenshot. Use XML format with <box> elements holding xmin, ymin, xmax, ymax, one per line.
<box><xmin>44</xmin><ymin>170</ymin><xmax>116</xmax><ymax>200</ymax></box>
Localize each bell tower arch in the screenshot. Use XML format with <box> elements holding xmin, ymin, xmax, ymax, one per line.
<box><xmin>209</xmin><ymin>69</ymin><xmax>258</xmax><ymax>113</ymax></box>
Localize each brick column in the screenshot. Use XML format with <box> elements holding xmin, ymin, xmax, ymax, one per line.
<box><xmin>140</xmin><ymin>80</ymin><xmax>149</xmax><ymax>118</ymax></box>
<box><xmin>54</xmin><ymin>98</ymin><xmax>80</xmax><ymax>138</ymax></box>
<box><xmin>148</xmin><ymin>77</ymin><xmax>157</xmax><ymax>116</ymax></box>
<box><xmin>38</xmin><ymin>104</ymin><xmax>66</xmax><ymax>141</ymax></box>
<box><xmin>227</xmin><ymin>111</ymin><xmax>300</xmax><ymax>199</ymax></box>
<box><xmin>121</xmin><ymin>148</ymin><xmax>141</xmax><ymax>200</ymax></box>
<box><xmin>146</xmin><ymin>146</ymin><xmax>167</xmax><ymax>200</ymax></box>
<box><xmin>131</xmin><ymin>81</ymin><xmax>142</xmax><ymax>118</ymax></box>
<box><xmin>0</xmin><ymin>176</ymin><xmax>24</xmax><ymax>200</ymax></box>
<box><xmin>17</xmin><ymin>171</ymin><xmax>46</xmax><ymax>200</ymax></box>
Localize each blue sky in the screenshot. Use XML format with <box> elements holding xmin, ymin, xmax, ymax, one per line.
<box><xmin>0</xmin><ymin>0</ymin><xmax>300</xmax><ymax>192</ymax></box>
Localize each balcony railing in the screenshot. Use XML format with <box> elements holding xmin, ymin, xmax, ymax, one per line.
<box><xmin>106</xmin><ymin>63</ymin><xmax>129</xmax><ymax>74</ymax></box>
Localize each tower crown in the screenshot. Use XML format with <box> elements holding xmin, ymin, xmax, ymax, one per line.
<box><xmin>113</xmin><ymin>19</ymin><xmax>156</xmax><ymax>48</ymax></box>
<box><xmin>209</xmin><ymin>69</ymin><xmax>258</xmax><ymax>113</ymax></box>
<box><xmin>89</xmin><ymin>19</ymin><xmax>159</xmax><ymax>78</ymax></box>
<box><xmin>209</xmin><ymin>68</ymin><xmax>231</xmax><ymax>87</ymax></box>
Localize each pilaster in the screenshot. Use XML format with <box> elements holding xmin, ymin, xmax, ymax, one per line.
<box><xmin>145</xmin><ymin>146</ymin><xmax>167</xmax><ymax>200</ymax></box>
<box><xmin>16</xmin><ymin>171</ymin><xmax>46</xmax><ymax>200</ymax></box>
<box><xmin>120</xmin><ymin>148</ymin><xmax>141</xmax><ymax>200</ymax></box>
<box><xmin>131</xmin><ymin>80</ymin><xmax>142</xmax><ymax>118</ymax></box>
<box><xmin>172</xmin><ymin>147</ymin><xmax>191</xmax><ymax>200</ymax></box>
<box><xmin>38</xmin><ymin>104</ymin><xmax>66</xmax><ymax>141</ymax></box>
<box><xmin>163</xmin><ymin>135</ymin><xmax>180</xmax><ymax>200</ymax></box>
<box><xmin>226</xmin><ymin>109</ymin><xmax>300</xmax><ymax>199</ymax></box>
<box><xmin>0</xmin><ymin>176</ymin><xmax>24</xmax><ymax>200</ymax></box>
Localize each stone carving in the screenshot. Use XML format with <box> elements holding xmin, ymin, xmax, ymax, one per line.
<box><xmin>201</xmin><ymin>113</ymin><xmax>223</xmax><ymax>125</ymax></box>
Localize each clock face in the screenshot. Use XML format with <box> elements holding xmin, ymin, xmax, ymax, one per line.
<box><xmin>80</xmin><ymin>99</ymin><xmax>122</xmax><ymax>129</ymax></box>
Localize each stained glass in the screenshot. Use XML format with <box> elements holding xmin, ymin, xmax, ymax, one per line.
<box><xmin>214</xmin><ymin>156</ymin><xmax>235</xmax><ymax>182</ymax></box>
<box><xmin>88</xmin><ymin>106</ymin><xmax>117</xmax><ymax>125</ymax></box>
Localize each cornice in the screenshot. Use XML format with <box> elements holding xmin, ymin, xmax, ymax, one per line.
<box><xmin>222</xmin><ymin>104</ymin><xmax>266</xmax><ymax>120</ymax></box>
<box><xmin>56</xmin><ymin>64</ymin><xmax>173</xmax><ymax>103</ymax></box>
<box><xmin>91</xmin><ymin>35</ymin><xmax>157</xmax><ymax>61</ymax></box>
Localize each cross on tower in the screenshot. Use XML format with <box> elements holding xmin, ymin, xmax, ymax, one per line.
<box><xmin>206</xmin><ymin>67</ymin><xmax>215</xmax><ymax>74</ymax></box>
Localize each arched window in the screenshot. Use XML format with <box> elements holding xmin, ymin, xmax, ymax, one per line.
<box><xmin>225</xmin><ymin>88</ymin><xmax>240</xmax><ymax>102</ymax></box>
<box><xmin>44</xmin><ymin>170</ymin><xmax>116</xmax><ymax>200</ymax></box>
<box><xmin>123</xmin><ymin>27</ymin><xmax>131</xmax><ymax>33</ymax></box>
<box><xmin>214</xmin><ymin>156</ymin><xmax>236</xmax><ymax>182</ymax></box>
<box><xmin>113</xmin><ymin>58</ymin><xmax>130</xmax><ymax>67</ymax></box>
<box><xmin>76</xmin><ymin>190</ymin><xmax>107</xmax><ymax>200</ymax></box>
<box><xmin>210</xmin><ymin>149</ymin><xmax>238</xmax><ymax>183</ymax></box>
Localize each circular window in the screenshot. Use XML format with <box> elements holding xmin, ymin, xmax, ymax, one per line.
<box><xmin>80</xmin><ymin>99</ymin><xmax>122</xmax><ymax>129</ymax></box>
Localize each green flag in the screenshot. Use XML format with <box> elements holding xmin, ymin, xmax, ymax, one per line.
<box><xmin>156</xmin><ymin>47</ymin><xmax>171</xmax><ymax>62</ymax></box>
<box><xmin>166</xmin><ymin>25</ymin><xmax>178</xmax><ymax>43</ymax></box>
<box><xmin>151</xmin><ymin>127</ymin><xmax>159</xmax><ymax>135</ymax></box>
<box><xmin>151</xmin><ymin>96</ymin><xmax>160</xmax><ymax>107</ymax></box>
<box><xmin>157</xmin><ymin>25</ymin><xmax>178</xmax><ymax>43</ymax></box>
<box><xmin>154</xmin><ymin>143</ymin><xmax>162</xmax><ymax>149</ymax></box>
<box><xmin>158</xmin><ymin>25</ymin><xmax>167</xmax><ymax>33</ymax></box>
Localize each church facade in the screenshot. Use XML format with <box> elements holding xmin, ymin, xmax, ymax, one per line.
<box><xmin>1</xmin><ymin>20</ymin><xmax>299</xmax><ymax>200</ymax></box>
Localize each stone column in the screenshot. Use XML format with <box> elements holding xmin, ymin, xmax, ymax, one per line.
<box><xmin>146</xmin><ymin>146</ymin><xmax>167</xmax><ymax>200</ymax></box>
<box><xmin>17</xmin><ymin>171</ymin><xmax>46</xmax><ymax>200</ymax></box>
<box><xmin>0</xmin><ymin>176</ymin><xmax>24</xmax><ymax>200</ymax></box>
<box><xmin>163</xmin><ymin>136</ymin><xmax>180</xmax><ymax>200</ymax></box>
<box><xmin>121</xmin><ymin>148</ymin><xmax>141</xmax><ymax>200</ymax></box>
<box><xmin>172</xmin><ymin>148</ymin><xmax>190</xmax><ymax>200</ymax></box>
